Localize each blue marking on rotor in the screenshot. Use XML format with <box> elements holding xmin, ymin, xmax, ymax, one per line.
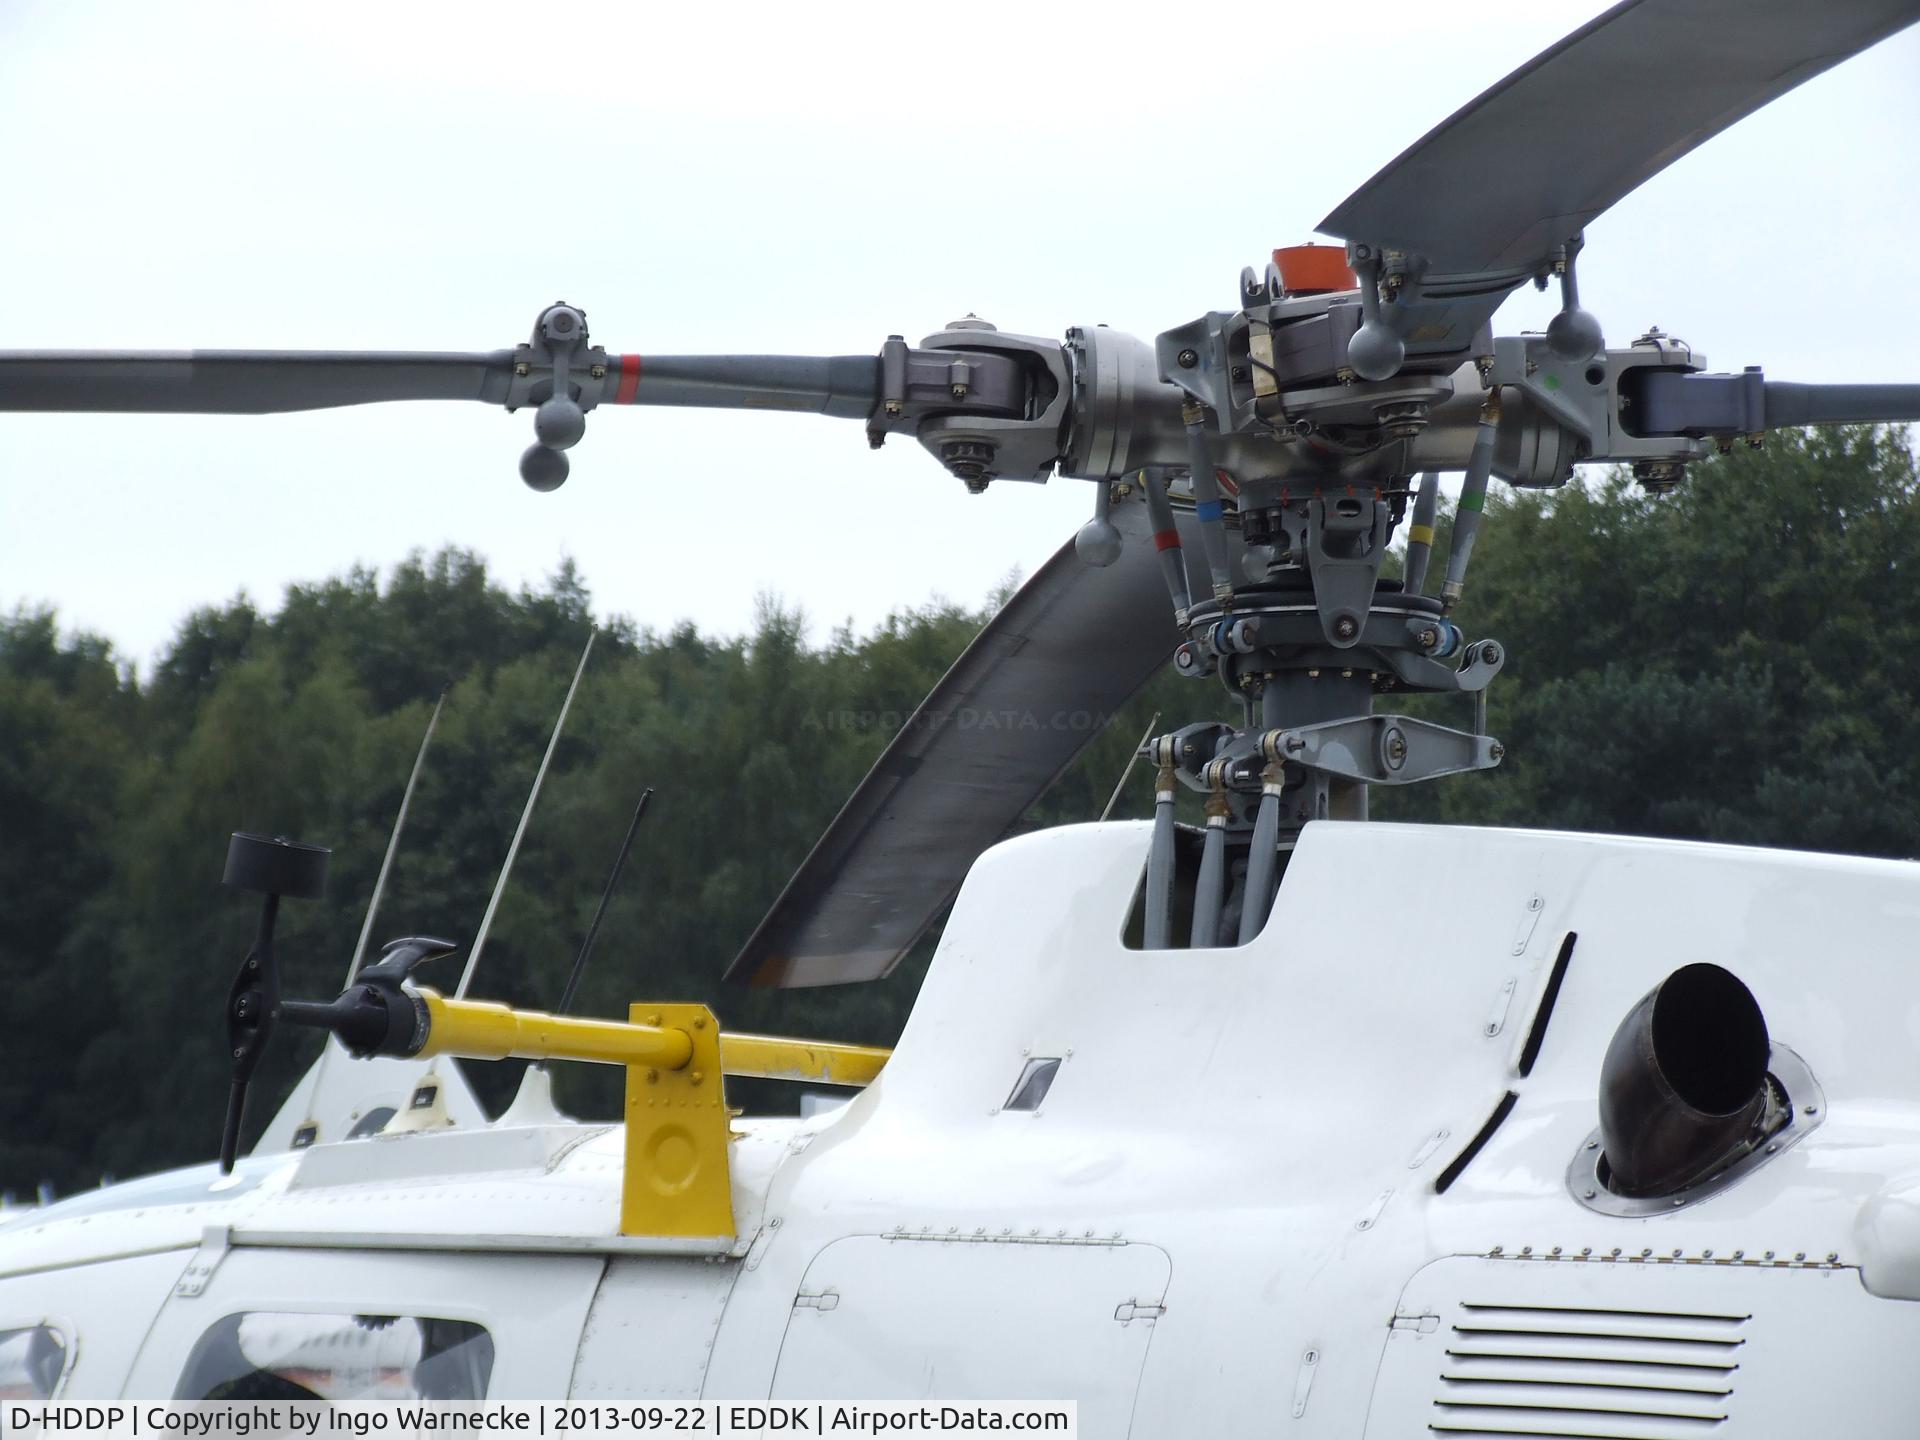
<box><xmin>1195</xmin><ymin>499</ymin><xmax>1225</xmax><ymax>523</ymax></box>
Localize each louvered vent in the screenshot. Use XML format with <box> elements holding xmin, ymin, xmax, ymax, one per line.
<box><xmin>1431</xmin><ymin>1300</ymin><xmax>1747</xmax><ymax>1437</ymax></box>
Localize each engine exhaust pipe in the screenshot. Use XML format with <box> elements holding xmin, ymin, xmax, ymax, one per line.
<box><xmin>1599</xmin><ymin>962</ymin><xmax>1771</xmax><ymax>1197</ymax></box>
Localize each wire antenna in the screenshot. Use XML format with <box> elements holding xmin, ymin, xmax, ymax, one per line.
<box><xmin>345</xmin><ymin>685</ymin><xmax>449</xmax><ymax>985</ymax></box>
<box><xmin>1100</xmin><ymin>712</ymin><xmax>1161</xmax><ymax>821</ymax></box>
<box><xmin>536</xmin><ymin>789</ymin><xmax>653</xmax><ymax>1073</ymax></box>
<box><xmin>456</xmin><ymin>629</ymin><xmax>596</xmax><ymax>999</ymax></box>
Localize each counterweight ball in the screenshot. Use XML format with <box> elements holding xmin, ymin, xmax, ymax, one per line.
<box><xmin>1347</xmin><ymin>320</ymin><xmax>1405</xmax><ymax>383</ymax></box>
<box><xmin>535</xmin><ymin>396</ymin><xmax>586</xmax><ymax>449</ymax></box>
<box><xmin>520</xmin><ymin>443</ymin><xmax>570</xmax><ymax>492</ymax></box>
<box><xmin>1075</xmin><ymin>517</ymin><xmax>1123</xmax><ymax>568</ymax></box>
<box><xmin>1547</xmin><ymin>306</ymin><xmax>1605</xmax><ymax>362</ymax></box>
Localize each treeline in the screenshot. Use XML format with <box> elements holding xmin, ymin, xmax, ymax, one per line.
<box><xmin>3</xmin><ymin>425</ymin><xmax>1915</xmax><ymax>1193</ymax></box>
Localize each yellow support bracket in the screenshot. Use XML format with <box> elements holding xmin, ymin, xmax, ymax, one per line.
<box><xmin>410</xmin><ymin>989</ymin><xmax>889</xmax><ymax>1241</ymax></box>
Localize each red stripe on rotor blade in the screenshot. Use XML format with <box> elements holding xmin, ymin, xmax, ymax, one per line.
<box><xmin>615</xmin><ymin>353</ymin><xmax>643</xmax><ymax>404</ymax></box>
<box><xmin>1153</xmin><ymin>529</ymin><xmax>1181</xmax><ymax>552</ymax></box>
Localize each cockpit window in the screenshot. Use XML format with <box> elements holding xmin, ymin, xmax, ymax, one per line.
<box><xmin>0</xmin><ymin>1325</ymin><xmax>71</xmax><ymax>1399</ymax></box>
<box><xmin>175</xmin><ymin>1312</ymin><xmax>493</xmax><ymax>1400</ymax></box>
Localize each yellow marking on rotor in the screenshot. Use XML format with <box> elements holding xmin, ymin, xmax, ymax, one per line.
<box><xmin>1409</xmin><ymin>524</ymin><xmax>1435</xmax><ymax>547</ymax></box>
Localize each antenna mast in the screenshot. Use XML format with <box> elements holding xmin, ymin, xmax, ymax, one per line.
<box><xmin>456</xmin><ymin>630</ymin><xmax>596</xmax><ymax>999</ymax></box>
<box><xmin>346</xmin><ymin>685</ymin><xmax>448</xmax><ymax>984</ymax></box>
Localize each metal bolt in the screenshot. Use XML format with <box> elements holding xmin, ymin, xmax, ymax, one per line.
<box><xmin>1805</xmin><ymin>1105</ymin><xmax>1818</xmax><ymax>1115</ymax></box>
<box><xmin>1177</xmin><ymin>348</ymin><xmax>1199</xmax><ymax>369</ymax></box>
<box><xmin>1333</xmin><ymin>615</ymin><xmax>1359</xmax><ymax>641</ymax></box>
<box><xmin>1416</xmin><ymin>627</ymin><xmax>1439</xmax><ymax>650</ymax></box>
<box><xmin>1489</xmin><ymin>743</ymin><xmax>1506</xmax><ymax>760</ymax></box>
<box><xmin>589</xmin><ymin>364</ymin><xmax>606</xmax><ymax>380</ymax></box>
<box><xmin>884</xmin><ymin>401</ymin><xmax>903</xmax><ymax>417</ymax></box>
<box><xmin>1827</xmin><ymin>1252</ymin><xmax>1839</xmax><ymax>1263</ymax></box>
<box><xmin>1304</xmin><ymin>1349</ymin><xmax>1319</xmax><ymax>1365</ymax></box>
<box><xmin>514</xmin><ymin>362</ymin><xmax>530</xmax><ymax>377</ymax></box>
<box><xmin>1582</xmin><ymin>1187</ymin><xmax>1596</xmax><ymax>1200</ymax></box>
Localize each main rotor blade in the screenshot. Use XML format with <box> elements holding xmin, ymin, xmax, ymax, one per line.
<box><xmin>1629</xmin><ymin>369</ymin><xmax>1920</xmax><ymax>436</ymax></box>
<box><xmin>727</xmin><ymin>492</ymin><xmax>1194</xmax><ymax>988</ymax></box>
<box><xmin>0</xmin><ymin>351</ymin><xmax>516</xmax><ymax>414</ymax></box>
<box><xmin>1320</xmin><ymin>0</ymin><xmax>1920</xmax><ymax>274</ymax></box>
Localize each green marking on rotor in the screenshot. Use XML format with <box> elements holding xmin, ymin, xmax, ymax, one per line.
<box><xmin>1459</xmin><ymin>489</ymin><xmax>1487</xmax><ymax>513</ymax></box>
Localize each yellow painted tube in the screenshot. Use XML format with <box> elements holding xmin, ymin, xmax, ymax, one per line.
<box><xmin>416</xmin><ymin>989</ymin><xmax>695</xmax><ymax>1070</ymax></box>
<box><xmin>721</xmin><ymin>1032</ymin><xmax>891</xmax><ymax>1087</ymax></box>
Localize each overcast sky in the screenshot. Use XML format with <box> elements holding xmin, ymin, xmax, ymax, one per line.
<box><xmin>2</xmin><ymin>0</ymin><xmax>1916</xmax><ymax>668</ymax></box>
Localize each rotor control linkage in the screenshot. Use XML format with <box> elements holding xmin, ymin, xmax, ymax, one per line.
<box><xmin>1441</xmin><ymin>389</ymin><xmax>1502</xmax><ymax>612</ymax></box>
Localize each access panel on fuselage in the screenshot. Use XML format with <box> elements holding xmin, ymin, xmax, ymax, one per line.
<box><xmin>1365</xmin><ymin>1255</ymin><xmax>1920</xmax><ymax>1435</ymax></box>
<box><xmin>569</xmin><ymin>1256</ymin><xmax>740</xmax><ymax>1399</ymax></box>
<box><xmin>769</xmin><ymin>1237</ymin><xmax>1169</xmax><ymax>1439</ymax></box>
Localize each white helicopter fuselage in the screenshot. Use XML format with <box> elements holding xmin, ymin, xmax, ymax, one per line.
<box><xmin>6</xmin><ymin>818</ymin><xmax>1920</xmax><ymax>1434</ymax></box>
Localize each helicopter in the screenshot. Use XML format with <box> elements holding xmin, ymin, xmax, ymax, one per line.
<box><xmin>7</xmin><ymin>0</ymin><xmax>1920</xmax><ymax>1433</ymax></box>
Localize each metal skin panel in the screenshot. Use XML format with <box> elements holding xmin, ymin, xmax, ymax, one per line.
<box><xmin>568</xmin><ymin>1257</ymin><xmax>739</xmax><ymax>1400</ymax></box>
<box><xmin>707</xmin><ymin>822</ymin><xmax>1920</xmax><ymax>1433</ymax></box>
<box><xmin>17</xmin><ymin>823</ymin><xmax>1920</xmax><ymax>1429</ymax></box>
<box><xmin>1319</xmin><ymin>0</ymin><xmax>1920</xmax><ymax>273</ymax></box>
<box><xmin>728</xmin><ymin>494</ymin><xmax>1207</xmax><ymax>988</ymax></box>
<box><xmin>123</xmin><ymin>1246</ymin><xmax>604</xmax><ymax>1399</ymax></box>
<box><xmin>1365</xmin><ymin>1256</ymin><xmax>1920</xmax><ymax>1436</ymax></box>
<box><xmin>0</xmin><ymin>1250</ymin><xmax>185</xmax><ymax>1398</ymax></box>
<box><xmin>768</xmin><ymin>1237</ymin><xmax>1168</xmax><ymax>1435</ymax></box>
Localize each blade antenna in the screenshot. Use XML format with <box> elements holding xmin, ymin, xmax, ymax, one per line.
<box><xmin>345</xmin><ymin>685</ymin><xmax>449</xmax><ymax>984</ymax></box>
<box><xmin>1402</xmin><ymin>472</ymin><xmax>1441</xmax><ymax>596</ymax></box>
<box><xmin>456</xmin><ymin>629</ymin><xmax>597</xmax><ymax>999</ymax></box>
<box><xmin>1099</xmin><ymin>712</ymin><xmax>1161</xmax><ymax>822</ymax></box>
<box><xmin>550</xmin><ymin>788</ymin><xmax>653</xmax><ymax>1026</ymax></box>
